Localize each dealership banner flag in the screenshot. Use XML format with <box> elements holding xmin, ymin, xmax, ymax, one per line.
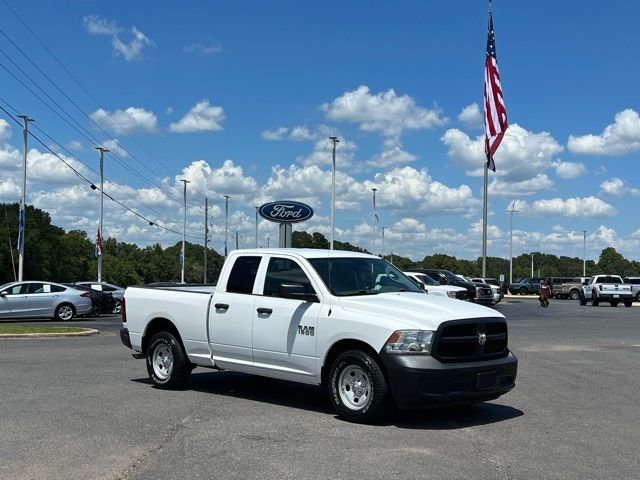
<box><xmin>95</xmin><ymin>226</ymin><xmax>103</xmax><ymax>258</ymax></box>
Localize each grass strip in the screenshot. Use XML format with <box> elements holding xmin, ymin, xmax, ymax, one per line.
<box><xmin>0</xmin><ymin>325</ymin><xmax>86</xmax><ymax>334</ymax></box>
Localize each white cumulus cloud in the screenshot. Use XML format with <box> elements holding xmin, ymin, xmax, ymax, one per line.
<box><xmin>83</xmin><ymin>15</ymin><xmax>154</xmax><ymax>61</ymax></box>
<box><xmin>261</xmin><ymin>127</ymin><xmax>289</xmax><ymax>140</ymax></box>
<box><xmin>169</xmin><ymin>100</ymin><xmax>225</xmax><ymax>133</ymax></box>
<box><xmin>600</xmin><ymin>177</ymin><xmax>640</xmax><ymax>197</ymax></box>
<box><xmin>457</xmin><ymin>103</ymin><xmax>483</xmax><ymax>129</ymax></box>
<box><xmin>553</xmin><ymin>161</ymin><xmax>587</xmax><ymax>179</ymax></box>
<box><xmin>90</xmin><ymin>107</ymin><xmax>157</xmax><ymax>134</ymax></box>
<box><xmin>322</xmin><ymin>85</ymin><xmax>447</xmax><ymax>137</ymax></box>
<box><xmin>567</xmin><ymin>109</ymin><xmax>640</xmax><ymax>155</ymax></box>
<box><xmin>519</xmin><ymin>196</ymin><xmax>616</xmax><ymax>218</ymax></box>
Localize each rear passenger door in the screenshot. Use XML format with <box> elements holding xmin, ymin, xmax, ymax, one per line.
<box><xmin>251</xmin><ymin>256</ymin><xmax>322</xmax><ymax>382</ymax></box>
<box><xmin>209</xmin><ymin>255</ymin><xmax>262</xmax><ymax>370</ymax></box>
<box><xmin>26</xmin><ymin>283</ymin><xmax>56</xmax><ymax>316</ymax></box>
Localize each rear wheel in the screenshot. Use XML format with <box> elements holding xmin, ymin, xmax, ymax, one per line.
<box><xmin>329</xmin><ymin>350</ymin><xmax>390</xmax><ymax>423</ymax></box>
<box><xmin>610</xmin><ymin>300</ymin><xmax>619</xmax><ymax>307</ymax></box>
<box><xmin>569</xmin><ymin>290</ymin><xmax>580</xmax><ymax>301</ymax></box>
<box><xmin>112</xmin><ymin>300</ymin><xmax>122</xmax><ymax>315</ymax></box>
<box><xmin>146</xmin><ymin>332</ymin><xmax>192</xmax><ymax>389</ymax></box>
<box><xmin>624</xmin><ymin>301</ymin><xmax>633</xmax><ymax>308</ymax></box>
<box><xmin>54</xmin><ymin>303</ymin><xmax>75</xmax><ymax>321</ymax></box>
<box><xmin>519</xmin><ymin>287</ymin><xmax>527</xmax><ymax>295</ymax></box>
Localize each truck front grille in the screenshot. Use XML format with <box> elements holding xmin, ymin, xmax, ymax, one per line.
<box><xmin>432</xmin><ymin>319</ymin><xmax>508</xmax><ymax>363</ymax></box>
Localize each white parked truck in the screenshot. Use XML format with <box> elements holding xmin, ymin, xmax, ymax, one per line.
<box><xmin>579</xmin><ymin>275</ymin><xmax>634</xmax><ymax>307</ymax></box>
<box><xmin>120</xmin><ymin>249</ymin><xmax>517</xmax><ymax>422</ymax></box>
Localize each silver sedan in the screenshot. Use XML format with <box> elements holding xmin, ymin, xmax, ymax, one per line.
<box><xmin>0</xmin><ymin>281</ymin><xmax>93</xmax><ymax>321</ymax></box>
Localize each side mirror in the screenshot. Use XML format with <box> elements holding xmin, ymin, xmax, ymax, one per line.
<box><xmin>278</xmin><ymin>283</ymin><xmax>319</xmax><ymax>303</ymax></box>
<box><xmin>0</xmin><ymin>291</ymin><xmax>7</xmax><ymax>297</ymax></box>
<box><xmin>582</xmin><ymin>281</ymin><xmax>588</xmax><ymax>286</ymax></box>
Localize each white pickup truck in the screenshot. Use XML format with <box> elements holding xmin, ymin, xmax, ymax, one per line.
<box><xmin>579</xmin><ymin>275</ymin><xmax>634</xmax><ymax>307</ymax></box>
<box><xmin>120</xmin><ymin>249</ymin><xmax>517</xmax><ymax>422</ymax></box>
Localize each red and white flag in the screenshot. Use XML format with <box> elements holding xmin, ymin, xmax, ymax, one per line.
<box><xmin>483</xmin><ymin>1</ymin><xmax>508</xmax><ymax>172</ymax></box>
<box><xmin>95</xmin><ymin>226</ymin><xmax>103</xmax><ymax>257</ymax></box>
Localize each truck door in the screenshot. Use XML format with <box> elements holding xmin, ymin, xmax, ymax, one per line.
<box><xmin>252</xmin><ymin>256</ymin><xmax>321</xmax><ymax>382</ymax></box>
<box><xmin>209</xmin><ymin>255</ymin><xmax>262</xmax><ymax>369</ymax></box>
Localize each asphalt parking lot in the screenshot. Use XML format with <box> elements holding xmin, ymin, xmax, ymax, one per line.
<box><xmin>1</xmin><ymin>299</ymin><xmax>639</xmax><ymax>480</ymax></box>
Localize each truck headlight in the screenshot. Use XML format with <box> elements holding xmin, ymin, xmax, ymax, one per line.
<box><xmin>447</xmin><ymin>291</ymin><xmax>457</xmax><ymax>298</ymax></box>
<box><xmin>384</xmin><ymin>330</ymin><xmax>433</xmax><ymax>354</ymax></box>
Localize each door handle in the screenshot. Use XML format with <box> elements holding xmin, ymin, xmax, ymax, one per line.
<box><xmin>214</xmin><ymin>303</ymin><xmax>229</xmax><ymax>310</ymax></box>
<box><xmin>257</xmin><ymin>307</ymin><xmax>273</xmax><ymax>315</ymax></box>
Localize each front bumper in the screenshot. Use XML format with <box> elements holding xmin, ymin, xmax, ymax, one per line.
<box><xmin>380</xmin><ymin>351</ymin><xmax>518</xmax><ymax>410</ymax></box>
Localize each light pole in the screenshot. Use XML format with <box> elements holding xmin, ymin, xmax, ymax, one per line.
<box><xmin>255</xmin><ymin>206</ymin><xmax>259</xmax><ymax>248</ymax></box>
<box><xmin>223</xmin><ymin>195</ymin><xmax>230</xmax><ymax>257</ymax></box>
<box><xmin>381</xmin><ymin>226</ymin><xmax>385</xmax><ymax>259</ymax></box>
<box><xmin>371</xmin><ymin>187</ymin><xmax>377</xmax><ymax>255</ymax></box>
<box><xmin>180</xmin><ymin>179</ymin><xmax>190</xmax><ymax>283</ymax></box>
<box><xmin>204</xmin><ymin>197</ymin><xmax>208</xmax><ymax>284</ymax></box>
<box><xmin>507</xmin><ymin>201</ymin><xmax>519</xmax><ymax>285</ymax></box>
<box><xmin>17</xmin><ymin>114</ymin><xmax>33</xmax><ymax>281</ymax></box>
<box><xmin>582</xmin><ymin>230</ymin><xmax>587</xmax><ymax>276</ymax></box>
<box><xmin>531</xmin><ymin>253</ymin><xmax>534</xmax><ymax>278</ymax></box>
<box><xmin>329</xmin><ymin>136</ymin><xmax>339</xmax><ymax>250</ymax></box>
<box><xmin>95</xmin><ymin>147</ymin><xmax>109</xmax><ymax>282</ymax></box>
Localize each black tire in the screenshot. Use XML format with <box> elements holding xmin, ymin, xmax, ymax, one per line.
<box><xmin>592</xmin><ymin>290</ymin><xmax>599</xmax><ymax>306</ymax></box>
<box><xmin>329</xmin><ymin>350</ymin><xmax>390</xmax><ymax>423</ymax></box>
<box><xmin>569</xmin><ymin>290</ymin><xmax>581</xmax><ymax>301</ymax></box>
<box><xmin>636</xmin><ymin>292</ymin><xmax>640</xmax><ymax>302</ymax></box>
<box><xmin>112</xmin><ymin>300</ymin><xmax>122</xmax><ymax>315</ymax></box>
<box><xmin>624</xmin><ymin>301</ymin><xmax>633</xmax><ymax>308</ymax></box>
<box><xmin>54</xmin><ymin>303</ymin><xmax>75</xmax><ymax>321</ymax></box>
<box><xmin>579</xmin><ymin>294</ymin><xmax>587</xmax><ymax>306</ymax></box>
<box><xmin>146</xmin><ymin>332</ymin><xmax>192</xmax><ymax>389</ymax></box>
<box><xmin>519</xmin><ymin>287</ymin><xmax>527</xmax><ymax>295</ymax></box>
<box><xmin>610</xmin><ymin>300</ymin><xmax>619</xmax><ymax>307</ymax></box>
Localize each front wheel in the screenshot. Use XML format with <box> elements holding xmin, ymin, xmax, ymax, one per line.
<box><xmin>592</xmin><ymin>290</ymin><xmax>599</xmax><ymax>306</ymax></box>
<box><xmin>54</xmin><ymin>303</ymin><xmax>75</xmax><ymax>321</ymax></box>
<box><xmin>624</xmin><ymin>301</ymin><xmax>633</xmax><ymax>308</ymax></box>
<box><xmin>329</xmin><ymin>350</ymin><xmax>390</xmax><ymax>423</ymax></box>
<box><xmin>569</xmin><ymin>290</ymin><xmax>581</xmax><ymax>301</ymax></box>
<box><xmin>519</xmin><ymin>287</ymin><xmax>527</xmax><ymax>295</ymax></box>
<box><xmin>146</xmin><ymin>332</ymin><xmax>192</xmax><ymax>389</ymax></box>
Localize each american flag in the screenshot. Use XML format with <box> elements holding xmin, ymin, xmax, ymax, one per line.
<box><xmin>483</xmin><ymin>2</ymin><xmax>508</xmax><ymax>172</ymax></box>
<box><xmin>95</xmin><ymin>226</ymin><xmax>103</xmax><ymax>257</ymax></box>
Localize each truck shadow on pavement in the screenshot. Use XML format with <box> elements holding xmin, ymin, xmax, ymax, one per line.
<box><xmin>133</xmin><ymin>370</ymin><xmax>523</xmax><ymax>429</ymax></box>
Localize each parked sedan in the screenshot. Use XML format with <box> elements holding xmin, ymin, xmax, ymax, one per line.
<box><xmin>403</xmin><ymin>272</ymin><xmax>469</xmax><ymax>299</ymax></box>
<box><xmin>0</xmin><ymin>281</ymin><xmax>93</xmax><ymax>320</ymax></box>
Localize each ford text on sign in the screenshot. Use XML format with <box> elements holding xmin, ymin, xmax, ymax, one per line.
<box><xmin>258</xmin><ymin>201</ymin><xmax>314</xmax><ymax>223</ymax></box>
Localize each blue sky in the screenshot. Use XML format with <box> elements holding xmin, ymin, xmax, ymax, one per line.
<box><xmin>0</xmin><ymin>0</ymin><xmax>639</xmax><ymax>261</ymax></box>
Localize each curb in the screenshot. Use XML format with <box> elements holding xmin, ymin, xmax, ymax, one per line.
<box><xmin>0</xmin><ymin>328</ymin><xmax>100</xmax><ymax>339</ymax></box>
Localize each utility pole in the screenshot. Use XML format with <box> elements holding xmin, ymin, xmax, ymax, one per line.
<box><xmin>255</xmin><ymin>206</ymin><xmax>259</xmax><ymax>248</ymax></box>
<box><xmin>371</xmin><ymin>187</ymin><xmax>377</xmax><ymax>255</ymax></box>
<box><xmin>381</xmin><ymin>227</ymin><xmax>385</xmax><ymax>259</ymax></box>
<box><xmin>507</xmin><ymin>201</ymin><xmax>519</xmax><ymax>285</ymax></box>
<box><xmin>223</xmin><ymin>195</ymin><xmax>230</xmax><ymax>257</ymax></box>
<box><xmin>95</xmin><ymin>147</ymin><xmax>109</xmax><ymax>282</ymax></box>
<box><xmin>180</xmin><ymin>179</ymin><xmax>190</xmax><ymax>283</ymax></box>
<box><xmin>204</xmin><ymin>197</ymin><xmax>208</xmax><ymax>284</ymax></box>
<box><xmin>582</xmin><ymin>230</ymin><xmax>587</xmax><ymax>277</ymax></box>
<box><xmin>329</xmin><ymin>136</ymin><xmax>339</xmax><ymax>250</ymax></box>
<box><xmin>17</xmin><ymin>114</ymin><xmax>33</xmax><ymax>281</ymax></box>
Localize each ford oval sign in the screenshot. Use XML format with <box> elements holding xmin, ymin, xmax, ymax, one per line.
<box><xmin>259</xmin><ymin>201</ymin><xmax>314</xmax><ymax>223</ymax></box>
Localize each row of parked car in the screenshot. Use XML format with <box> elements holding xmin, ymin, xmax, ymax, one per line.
<box><xmin>0</xmin><ymin>280</ymin><xmax>125</xmax><ymax>321</ymax></box>
<box><xmin>403</xmin><ymin>269</ymin><xmax>503</xmax><ymax>306</ymax></box>
<box><xmin>507</xmin><ymin>276</ymin><xmax>640</xmax><ymax>302</ymax></box>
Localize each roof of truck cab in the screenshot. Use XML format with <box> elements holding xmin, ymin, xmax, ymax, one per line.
<box><xmin>229</xmin><ymin>248</ymin><xmax>377</xmax><ymax>259</ymax></box>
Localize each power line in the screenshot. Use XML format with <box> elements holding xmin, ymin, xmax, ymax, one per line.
<box><xmin>0</xmin><ymin>104</ymin><xmax>204</xmax><ymax>241</ymax></box>
<box><xmin>0</xmin><ymin>42</ymin><xmax>201</xmax><ymax>208</ymax></box>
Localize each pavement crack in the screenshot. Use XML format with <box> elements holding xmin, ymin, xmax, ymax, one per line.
<box><xmin>106</xmin><ymin>415</ymin><xmax>192</xmax><ymax>480</ymax></box>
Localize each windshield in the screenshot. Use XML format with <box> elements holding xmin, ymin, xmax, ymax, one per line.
<box><xmin>483</xmin><ymin>278</ymin><xmax>500</xmax><ymax>286</ymax></box>
<box><xmin>309</xmin><ymin>257</ymin><xmax>423</xmax><ymax>296</ymax></box>
<box><xmin>439</xmin><ymin>270</ymin><xmax>461</xmax><ymax>282</ymax></box>
<box><xmin>413</xmin><ymin>273</ymin><xmax>439</xmax><ymax>286</ymax></box>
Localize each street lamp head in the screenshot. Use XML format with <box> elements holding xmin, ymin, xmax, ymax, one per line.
<box><xmin>94</xmin><ymin>146</ymin><xmax>110</xmax><ymax>153</ymax></box>
<box><xmin>329</xmin><ymin>136</ymin><xmax>339</xmax><ymax>143</ymax></box>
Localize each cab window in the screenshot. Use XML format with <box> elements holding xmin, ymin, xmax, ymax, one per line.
<box><xmin>226</xmin><ymin>256</ymin><xmax>262</xmax><ymax>294</ymax></box>
<box><xmin>264</xmin><ymin>258</ymin><xmax>315</xmax><ymax>297</ymax></box>
<box><xmin>27</xmin><ymin>283</ymin><xmax>45</xmax><ymax>294</ymax></box>
<box><xmin>7</xmin><ymin>284</ymin><xmax>28</xmax><ymax>295</ymax></box>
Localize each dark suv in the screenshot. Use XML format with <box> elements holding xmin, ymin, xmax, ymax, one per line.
<box><xmin>406</xmin><ymin>269</ymin><xmax>495</xmax><ymax>305</ymax></box>
<box><xmin>508</xmin><ymin>277</ymin><xmax>544</xmax><ymax>295</ymax></box>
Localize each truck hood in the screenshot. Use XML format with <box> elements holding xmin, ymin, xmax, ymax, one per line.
<box><xmin>337</xmin><ymin>292</ymin><xmax>503</xmax><ymax>331</ymax></box>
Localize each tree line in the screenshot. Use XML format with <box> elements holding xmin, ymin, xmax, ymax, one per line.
<box><xmin>0</xmin><ymin>203</ymin><xmax>638</xmax><ymax>287</ymax></box>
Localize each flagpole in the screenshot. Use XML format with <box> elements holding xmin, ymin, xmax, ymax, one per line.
<box><xmin>180</xmin><ymin>179</ymin><xmax>190</xmax><ymax>283</ymax></box>
<box><xmin>371</xmin><ymin>187</ymin><xmax>377</xmax><ymax>255</ymax></box>
<box><xmin>482</xmin><ymin>160</ymin><xmax>488</xmax><ymax>277</ymax></box>
<box><xmin>329</xmin><ymin>136</ymin><xmax>339</xmax><ymax>250</ymax></box>
<box><xmin>95</xmin><ymin>147</ymin><xmax>108</xmax><ymax>282</ymax></box>
<box><xmin>17</xmin><ymin>114</ymin><xmax>33</xmax><ymax>282</ymax></box>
